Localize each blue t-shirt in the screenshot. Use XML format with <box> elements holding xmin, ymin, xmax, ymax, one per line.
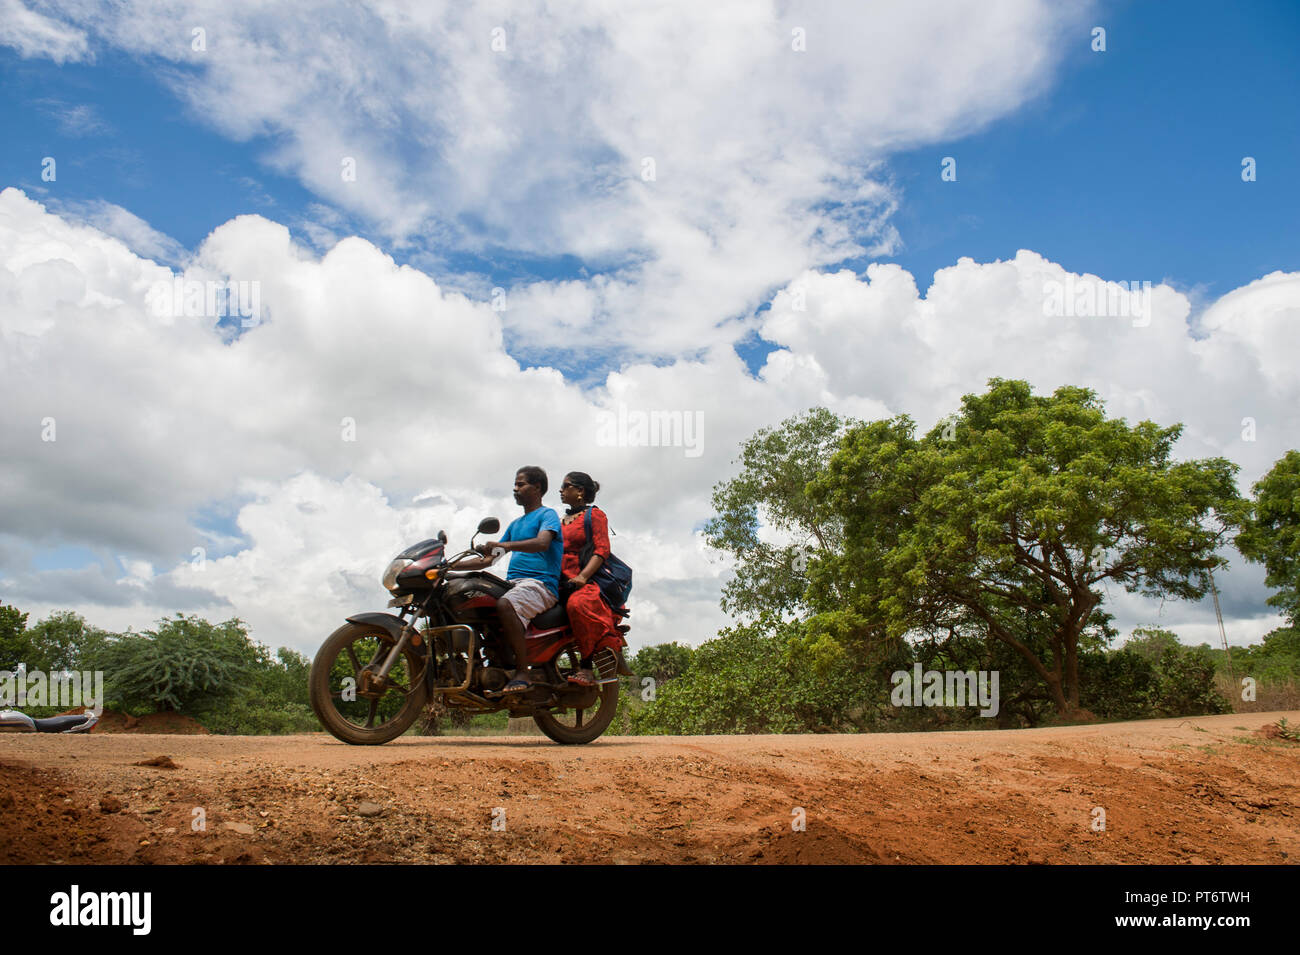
<box><xmin>500</xmin><ymin>506</ymin><xmax>563</xmax><ymax>597</ymax></box>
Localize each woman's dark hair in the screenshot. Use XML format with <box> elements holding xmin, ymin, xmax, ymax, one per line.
<box><xmin>517</xmin><ymin>465</ymin><xmax>548</xmax><ymax>495</ymax></box>
<box><xmin>565</xmin><ymin>471</ymin><xmax>599</xmax><ymax>503</ymax></box>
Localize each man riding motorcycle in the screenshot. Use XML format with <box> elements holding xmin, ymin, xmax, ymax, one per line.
<box><xmin>452</xmin><ymin>465</ymin><xmax>562</xmax><ymax>696</ymax></box>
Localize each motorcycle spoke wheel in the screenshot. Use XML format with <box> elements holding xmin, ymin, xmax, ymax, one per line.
<box><xmin>532</xmin><ymin>647</ymin><xmax>618</xmax><ymax>745</ymax></box>
<box><xmin>309</xmin><ymin>624</ymin><xmax>429</xmax><ymax>745</ymax></box>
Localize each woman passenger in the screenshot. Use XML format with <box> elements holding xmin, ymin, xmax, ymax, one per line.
<box><xmin>558</xmin><ymin>472</ymin><xmax>625</xmax><ymax>686</ymax></box>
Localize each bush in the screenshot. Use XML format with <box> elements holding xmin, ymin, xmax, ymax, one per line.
<box><xmin>193</xmin><ymin>645</ymin><xmax>319</xmax><ymax>734</ymax></box>
<box><xmin>23</xmin><ymin>610</ymin><xmax>111</xmax><ymax>672</ymax></box>
<box><xmin>1225</xmin><ymin>626</ymin><xmax>1300</xmax><ymax>684</ymax></box>
<box><xmin>633</xmin><ymin>622</ymin><xmax>886</xmax><ymax>735</ymax></box>
<box><xmin>629</xmin><ymin>642</ymin><xmax>695</xmax><ymax>686</ymax></box>
<box><xmin>1079</xmin><ymin>639</ymin><xmax>1230</xmax><ymax>720</ymax></box>
<box><xmin>1149</xmin><ymin>645</ymin><xmax>1231</xmax><ymax>716</ymax></box>
<box><xmin>1121</xmin><ymin>627</ymin><xmax>1182</xmax><ymax>665</ymax></box>
<box><xmin>88</xmin><ymin>614</ymin><xmax>260</xmax><ymax>715</ymax></box>
<box><xmin>1079</xmin><ymin>649</ymin><xmax>1157</xmax><ymax>721</ymax></box>
<box><xmin>198</xmin><ymin>700</ymin><xmax>319</xmax><ymax>735</ymax></box>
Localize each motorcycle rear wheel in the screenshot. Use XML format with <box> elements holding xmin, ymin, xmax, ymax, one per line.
<box><xmin>310</xmin><ymin>623</ymin><xmax>429</xmax><ymax>745</ymax></box>
<box><xmin>532</xmin><ymin>648</ymin><xmax>619</xmax><ymax>745</ymax></box>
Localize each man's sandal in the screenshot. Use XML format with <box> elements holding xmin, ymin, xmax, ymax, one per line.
<box><xmin>499</xmin><ymin>677</ymin><xmax>532</xmax><ymax>695</ymax></box>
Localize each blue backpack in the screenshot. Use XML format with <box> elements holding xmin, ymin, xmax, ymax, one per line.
<box><xmin>581</xmin><ymin>507</ymin><xmax>633</xmax><ymax>612</ymax></box>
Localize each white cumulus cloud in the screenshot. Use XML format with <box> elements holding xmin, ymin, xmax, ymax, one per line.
<box><xmin>1</xmin><ymin>188</ymin><xmax>1296</xmax><ymax>655</ymax></box>
<box><xmin>34</xmin><ymin>0</ymin><xmax>1089</xmax><ymax>357</ymax></box>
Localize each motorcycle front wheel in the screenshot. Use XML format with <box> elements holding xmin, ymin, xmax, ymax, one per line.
<box><xmin>309</xmin><ymin>622</ymin><xmax>429</xmax><ymax>745</ymax></box>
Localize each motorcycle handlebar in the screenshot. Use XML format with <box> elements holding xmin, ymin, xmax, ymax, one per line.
<box><xmin>444</xmin><ymin>546</ymin><xmax>503</xmax><ymax>567</ymax></box>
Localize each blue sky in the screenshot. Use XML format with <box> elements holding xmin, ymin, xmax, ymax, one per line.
<box><xmin>4</xmin><ymin>0</ymin><xmax>1296</xmax><ymax>326</ymax></box>
<box><xmin>861</xmin><ymin>1</ymin><xmax>1300</xmax><ymax>304</ymax></box>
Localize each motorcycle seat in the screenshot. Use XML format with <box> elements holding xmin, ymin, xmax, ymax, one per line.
<box><xmin>530</xmin><ymin>603</ymin><xmax>569</xmax><ymax>631</ymax></box>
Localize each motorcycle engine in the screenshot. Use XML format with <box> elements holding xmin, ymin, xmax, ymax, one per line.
<box><xmin>477</xmin><ymin>667</ymin><xmax>509</xmax><ymax>693</ymax></box>
<box><xmin>434</xmin><ymin>655</ymin><xmax>466</xmax><ymax>688</ymax></box>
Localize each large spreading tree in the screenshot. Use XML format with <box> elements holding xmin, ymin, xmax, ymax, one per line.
<box><xmin>707</xmin><ymin>379</ymin><xmax>1247</xmax><ymax>717</ymax></box>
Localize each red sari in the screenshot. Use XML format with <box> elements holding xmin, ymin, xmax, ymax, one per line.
<box><xmin>560</xmin><ymin>506</ymin><xmax>624</xmax><ymax>658</ymax></box>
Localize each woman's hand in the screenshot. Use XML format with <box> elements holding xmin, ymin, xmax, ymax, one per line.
<box><xmin>571</xmin><ymin>574</ymin><xmax>589</xmax><ymax>588</ymax></box>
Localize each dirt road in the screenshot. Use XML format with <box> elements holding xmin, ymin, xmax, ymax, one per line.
<box><xmin>2</xmin><ymin>711</ymin><xmax>1297</xmax><ymax>864</ymax></box>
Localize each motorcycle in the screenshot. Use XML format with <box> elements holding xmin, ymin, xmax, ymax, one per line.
<box><xmin>308</xmin><ymin>518</ymin><xmax>628</xmax><ymax>745</ymax></box>
<box><xmin>0</xmin><ymin>709</ymin><xmax>98</xmax><ymax>733</ymax></box>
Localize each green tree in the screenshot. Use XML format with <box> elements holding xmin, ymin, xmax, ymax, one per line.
<box><xmin>629</xmin><ymin>642</ymin><xmax>695</xmax><ymax>686</ymax></box>
<box><xmin>1237</xmin><ymin>449</ymin><xmax>1300</xmax><ymax>625</ymax></box>
<box><xmin>1121</xmin><ymin>627</ymin><xmax>1182</xmax><ymax>664</ymax></box>
<box><xmin>89</xmin><ymin>614</ymin><xmax>258</xmax><ymax>714</ymax></box>
<box><xmin>1216</xmin><ymin>625</ymin><xmax>1300</xmax><ymax>684</ymax></box>
<box><xmin>250</xmin><ymin>646</ymin><xmax>311</xmax><ymax>706</ymax></box>
<box><xmin>807</xmin><ymin>379</ymin><xmax>1246</xmax><ymax>717</ymax></box>
<box><xmin>198</xmin><ymin>644</ymin><xmax>325</xmax><ymax>735</ymax></box>
<box><xmin>704</xmin><ymin>407</ymin><xmax>853</xmax><ymax>624</ymax></box>
<box><xmin>0</xmin><ymin>603</ymin><xmax>33</xmax><ymax>671</ymax></box>
<box><xmin>24</xmin><ymin>610</ymin><xmax>111</xmax><ymax>672</ymax></box>
<box><xmin>908</xmin><ymin>624</ymin><xmax>1066</xmax><ymax>728</ymax></box>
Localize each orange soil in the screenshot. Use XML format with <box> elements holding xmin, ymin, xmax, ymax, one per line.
<box><xmin>1</xmin><ymin>711</ymin><xmax>1296</xmax><ymax>864</ymax></box>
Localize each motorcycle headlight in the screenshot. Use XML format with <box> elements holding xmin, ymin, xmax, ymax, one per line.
<box><xmin>382</xmin><ymin>557</ymin><xmax>413</xmax><ymax>591</ymax></box>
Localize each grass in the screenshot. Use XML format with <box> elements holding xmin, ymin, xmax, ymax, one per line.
<box><xmin>1229</xmin><ymin>732</ymin><xmax>1300</xmax><ymax>749</ymax></box>
<box><xmin>412</xmin><ymin>708</ymin><xmax>548</xmax><ymax>736</ymax></box>
<box><xmin>1215</xmin><ymin>673</ymin><xmax>1300</xmax><ymax>713</ymax></box>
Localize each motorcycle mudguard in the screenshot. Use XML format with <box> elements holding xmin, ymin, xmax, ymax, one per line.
<box><xmin>345</xmin><ymin>612</ymin><xmax>410</xmax><ymax>643</ymax></box>
<box><xmin>525</xmin><ymin>628</ymin><xmax>573</xmax><ymax>665</ymax></box>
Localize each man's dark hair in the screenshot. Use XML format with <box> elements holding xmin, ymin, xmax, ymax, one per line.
<box><xmin>517</xmin><ymin>465</ymin><xmax>548</xmax><ymax>495</ymax></box>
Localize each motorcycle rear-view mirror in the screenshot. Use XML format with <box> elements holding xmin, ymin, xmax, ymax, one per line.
<box><xmin>437</xmin><ymin>529</ymin><xmax>448</xmax><ymax>544</ymax></box>
<box><xmin>477</xmin><ymin>518</ymin><xmax>500</xmax><ymax>535</ymax></box>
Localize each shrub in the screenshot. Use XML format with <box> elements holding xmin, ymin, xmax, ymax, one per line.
<box><xmin>88</xmin><ymin>615</ymin><xmax>259</xmax><ymax>715</ymax></box>
<box><xmin>1149</xmin><ymin>645</ymin><xmax>1231</xmax><ymax>716</ymax></box>
<box><xmin>1079</xmin><ymin>649</ymin><xmax>1157</xmax><ymax>721</ymax></box>
<box><xmin>633</xmin><ymin>622</ymin><xmax>886</xmax><ymax>735</ymax></box>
